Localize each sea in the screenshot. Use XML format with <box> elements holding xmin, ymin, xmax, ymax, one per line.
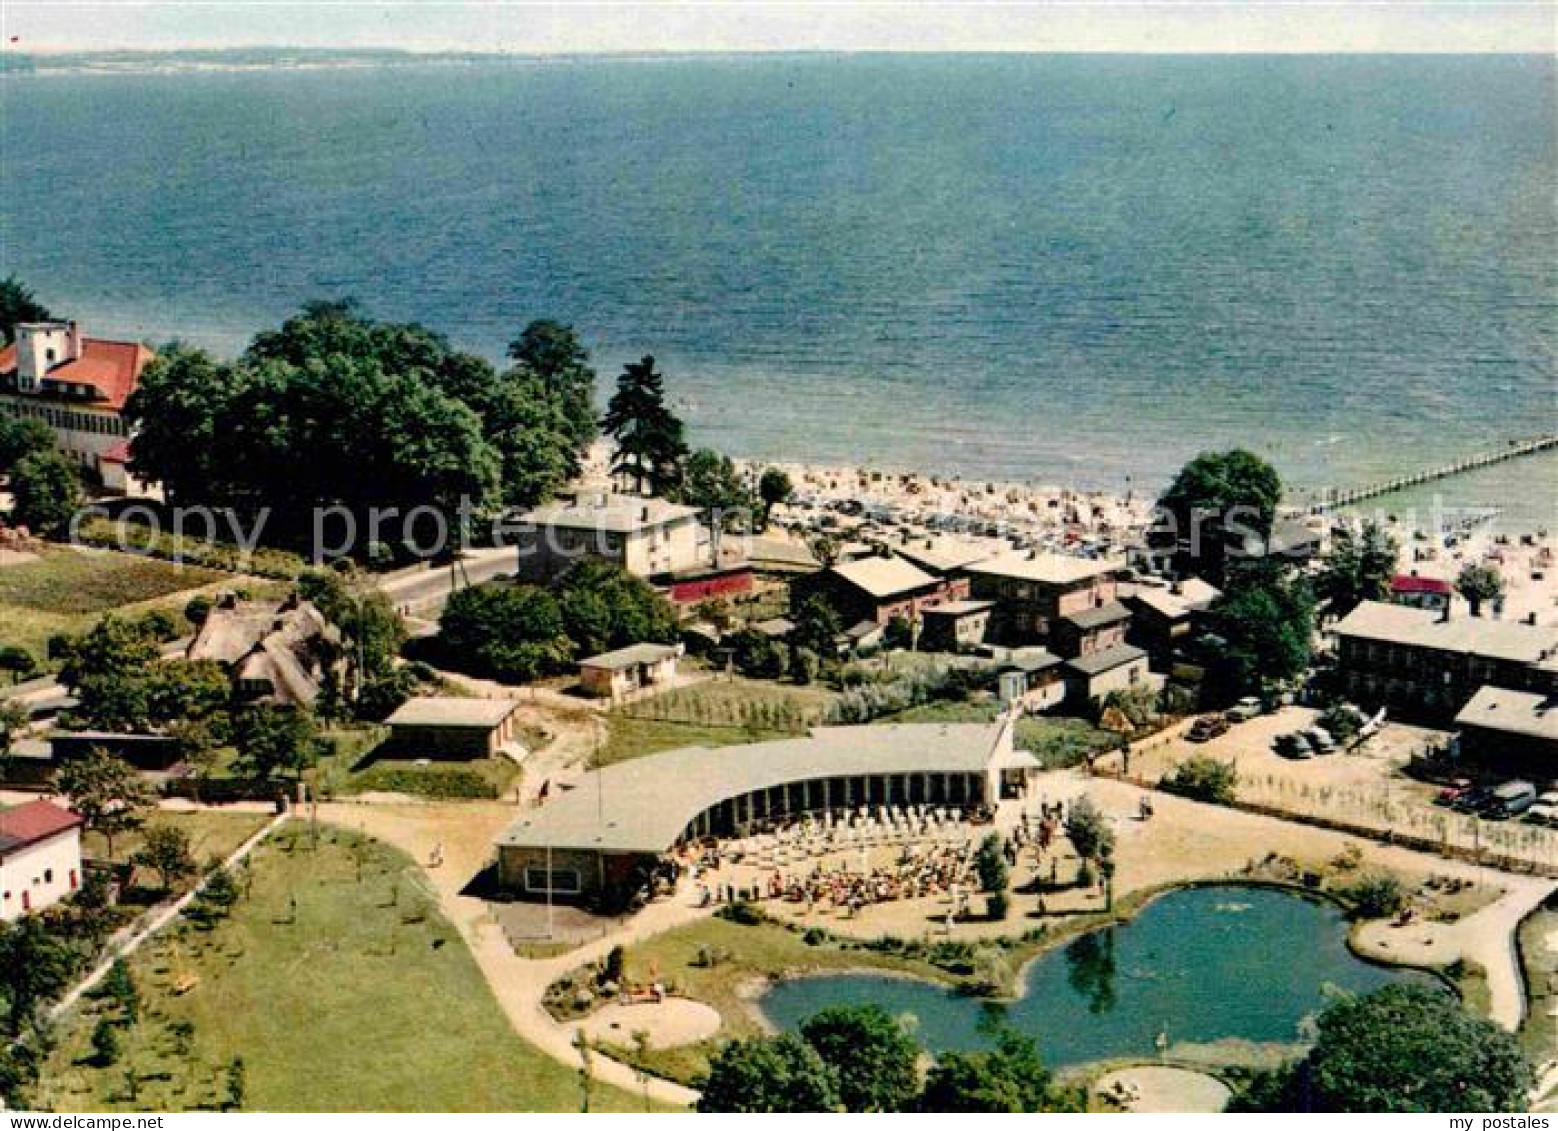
<box><xmin>2</xmin><ymin>54</ymin><xmax>1554</xmax><ymax>527</ymax></box>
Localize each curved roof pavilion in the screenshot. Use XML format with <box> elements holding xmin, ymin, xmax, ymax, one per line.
<box><xmin>497</xmin><ymin>721</ymin><xmax>1033</xmax><ymax>858</ymax></box>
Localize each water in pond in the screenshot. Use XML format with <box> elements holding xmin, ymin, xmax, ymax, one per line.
<box><xmin>759</xmin><ymin>885</ymin><xmax>1436</xmax><ymax>1067</ymax></box>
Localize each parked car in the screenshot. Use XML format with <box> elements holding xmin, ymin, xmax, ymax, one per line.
<box><xmin>1188</xmin><ymin>715</ymin><xmax>1230</xmax><ymax>743</ymax></box>
<box><xmin>1483</xmin><ymin>780</ymin><xmax>1537</xmax><ymax>820</ymax></box>
<box><xmin>1523</xmin><ymin>801</ymin><xmax>1558</xmax><ymax>828</ymax></box>
<box><xmin>1225</xmin><ymin>697</ymin><xmax>1263</xmax><ymax>723</ymax></box>
<box><xmin>1304</xmin><ymin>726</ymin><xmax>1337</xmax><ymax>755</ymax></box>
<box><xmin>1450</xmin><ymin>785</ymin><xmax>1495</xmax><ymax>814</ymax></box>
<box><xmin>1434</xmin><ymin>778</ymin><xmax>1475</xmax><ymax>807</ymax></box>
<box><xmin>1274</xmin><ymin>732</ymin><xmax>1313</xmax><ymax>760</ymax></box>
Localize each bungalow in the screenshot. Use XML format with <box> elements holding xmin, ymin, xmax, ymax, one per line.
<box><xmin>996</xmin><ymin>648</ymin><xmax>1066</xmax><ymax>712</ymax></box>
<box><xmin>383</xmin><ymin>696</ymin><xmax>523</xmax><ymax>760</ymax></box>
<box><xmin>0</xmin><ymin>799</ymin><xmax>83</xmax><ymax>921</ymax></box>
<box><xmin>0</xmin><ymin>321</ymin><xmax>153</xmax><ymax>482</ymax></box>
<box><xmin>1121</xmin><ymin>577</ymin><xmax>1221</xmax><ymax>659</ymax></box>
<box><xmin>792</xmin><ymin>555</ymin><xmax>964</xmax><ymax>631</ymax></box>
<box><xmin>1052</xmin><ymin>600</ymin><xmax>1132</xmax><ymax>660</ymax></box>
<box><xmin>578</xmin><ymin>643</ymin><xmax>682</xmax><ymax>702</ymax></box>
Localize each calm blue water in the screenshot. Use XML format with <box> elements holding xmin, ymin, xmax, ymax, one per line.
<box><xmin>1</xmin><ymin>56</ymin><xmax>1554</xmax><ymax>517</ymax></box>
<box><xmin>759</xmin><ymin>885</ymin><xmax>1435</xmax><ymax>1067</ymax></box>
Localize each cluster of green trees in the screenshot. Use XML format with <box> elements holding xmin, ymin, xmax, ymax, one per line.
<box><xmin>437</xmin><ymin>560</ymin><xmax>678</xmax><ymax>682</ymax></box>
<box><xmin>125</xmin><ymin>302</ymin><xmax>597</xmax><ymax>547</ymax></box>
<box><xmin>1232</xmin><ymin>984</ymin><xmax>1531</xmax><ymax>1112</ymax></box>
<box><xmin>699</xmin><ymin>1004</ymin><xmax>1080</xmax><ymax>1113</ymax></box>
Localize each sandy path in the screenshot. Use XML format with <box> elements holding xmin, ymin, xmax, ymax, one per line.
<box><xmin>1095</xmin><ymin>1065</ymin><xmax>1231</xmax><ymax>1113</ymax></box>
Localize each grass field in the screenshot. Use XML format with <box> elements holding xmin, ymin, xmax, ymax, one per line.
<box><xmin>1516</xmin><ymin>900</ymin><xmax>1556</xmax><ymax>1069</ymax></box>
<box><xmin>83</xmin><ymin>810</ymin><xmax>272</xmax><ymax>872</ymax></box>
<box><xmin>599</xmin><ymin>677</ymin><xmax>839</xmax><ymax>766</ymax></box>
<box><xmin>42</xmin><ymin>824</ymin><xmax>656</xmax><ymax>1112</ymax></box>
<box><xmin>0</xmin><ymin>546</ymin><xmax>232</xmax><ymax>665</ymax></box>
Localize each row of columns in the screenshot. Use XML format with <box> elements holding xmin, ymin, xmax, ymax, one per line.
<box><xmin>681</xmin><ymin>771</ymin><xmax>988</xmax><ymax>842</ymax></box>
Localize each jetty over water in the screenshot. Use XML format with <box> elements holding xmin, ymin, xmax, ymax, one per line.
<box><xmin>1307</xmin><ymin>435</ymin><xmax>1556</xmax><ymax>515</ymax></box>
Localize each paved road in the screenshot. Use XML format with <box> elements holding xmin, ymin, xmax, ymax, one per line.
<box><xmin>377</xmin><ymin>546</ymin><xmax>517</xmax><ymax>614</ymax></box>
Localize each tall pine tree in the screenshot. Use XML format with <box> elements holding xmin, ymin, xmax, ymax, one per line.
<box><xmin>601</xmin><ymin>356</ymin><xmax>687</xmax><ymax>497</ymax></box>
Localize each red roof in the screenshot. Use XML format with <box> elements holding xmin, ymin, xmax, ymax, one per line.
<box><xmin>0</xmin><ymin>337</ymin><xmax>153</xmax><ymax>411</ymax></box>
<box><xmin>0</xmin><ymin>799</ymin><xmax>83</xmax><ymax>854</ymax></box>
<box><xmin>100</xmin><ymin>438</ymin><xmax>132</xmax><ymax>464</ymax></box>
<box><xmin>1391</xmin><ymin>574</ymin><xmax>1453</xmax><ymax>596</ymax></box>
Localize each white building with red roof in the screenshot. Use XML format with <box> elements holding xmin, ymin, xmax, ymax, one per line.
<box><xmin>0</xmin><ymin>799</ymin><xmax>84</xmax><ymax>920</ymax></box>
<box><xmin>0</xmin><ymin>320</ymin><xmax>153</xmax><ymax>485</ymax></box>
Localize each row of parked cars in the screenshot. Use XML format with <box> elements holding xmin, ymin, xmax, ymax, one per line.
<box><xmin>1436</xmin><ymin>779</ymin><xmax>1558</xmax><ymax>824</ymax></box>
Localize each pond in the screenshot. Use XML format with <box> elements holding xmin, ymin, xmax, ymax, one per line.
<box><xmin>759</xmin><ymin>885</ymin><xmax>1437</xmax><ymax>1067</ymax></box>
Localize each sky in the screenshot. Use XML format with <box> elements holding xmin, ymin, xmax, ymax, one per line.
<box><xmin>0</xmin><ymin>1</ymin><xmax>1552</xmax><ymax>55</ymax></box>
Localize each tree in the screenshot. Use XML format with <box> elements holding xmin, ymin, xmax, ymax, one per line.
<box><xmin>555</xmin><ymin>559</ymin><xmax>678</xmax><ymax>658</ymax></box>
<box><xmin>0</xmin><ymin>699</ymin><xmax>27</xmax><ymax>759</ymax></box>
<box><xmin>223</xmin><ymin>1056</ymin><xmax>246</xmax><ymax>1111</ymax></box>
<box><xmin>1337</xmin><ymin>873</ymin><xmax>1405</xmax><ymax>919</ymax></box>
<box><xmin>698</xmin><ymin>1034</ymin><xmax>841</xmax><ymax>1113</ymax></box>
<box><xmin>438</xmin><ymin>583</ymin><xmax>572</xmax><ymax>682</ymax></box>
<box><xmin>0</xmin><ymin>645</ymin><xmax>36</xmax><ymax>685</ymax></box>
<box><xmin>1161</xmin><ymin>755</ymin><xmax>1239</xmax><ymax>804</ymax></box>
<box><xmin>56</xmin><ymin>748</ymin><xmax>154</xmax><ymax>859</ymax></box>
<box><xmin>791</xmin><ymin>595</ymin><xmax>842</xmax><ymax>658</ymax></box>
<box><xmin>232</xmin><ymin>704</ymin><xmax>318</xmax><ymax>782</ymax></box>
<box><xmin>90</xmin><ymin>1018</ymin><xmax>120</xmax><ymax>1066</ymax></box>
<box><xmin>1063</xmin><ymin>796</ymin><xmax>1113</xmax><ymax>865</ymax></box>
<box><xmin>799</xmin><ymin>1005</ymin><xmax>920</xmax><ymax>1112</ymax></box>
<box><xmin>1152</xmin><ymin>449</ymin><xmax>1283</xmax><ymax>584</ymax></box>
<box><xmin>9</xmin><ymin>448</ymin><xmax>82</xmax><ymax>536</ymax></box>
<box><xmin>0</xmin><ymin>416</ymin><xmax>54</xmax><ymax>478</ymax></box>
<box><xmin>974</xmin><ymin>832</ymin><xmax>1009</xmax><ymax>894</ymax></box>
<box><xmin>0</xmin><ymin>915</ymin><xmax>77</xmax><ymax>1032</ymax></box>
<box><xmin>506</xmin><ymin>319</ymin><xmax>597</xmax><ymax>456</ymax></box>
<box><xmin>919</xmin><ymin>1030</ymin><xmax>1065</xmax><ymax>1113</ymax></box>
<box><xmin>757</xmin><ymin>467</ymin><xmax>794</xmax><ymax>529</ymax></box>
<box><xmin>1317</xmin><ymin>520</ymin><xmax>1398</xmax><ymax>616</ymax></box>
<box><xmin>601</xmin><ymin>356</ymin><xmax>687</xmax><ymax>497</ymax></box>
<box><xmin>298</xmin><ymin>567</ymin><xmax>407</xmax><ymax>703</ymax></box>
<box><xmin>1232</xmin><ymin>984</ymin><xmax>1532</xmax><ymax>1112</ymax></box>
<box><xmin>0</xmin><ymin>276</ymin><xmax>50</xmax><ymax>344</ymax></box>
<box><xmin>1208</xmin><ymin>563</ymin><xmax>1314</xmax><ymax>699</ymax></box>
<box><xmin>680</xmin><ymin>448</ymin><xmax>753</xmax><ymax>530</ymax></box>
<box><xmin>1455</xmin><ymin>562</ymin><xmax>1504</xmax><ymax>618</ymax></box>
<box><xmin>101</xmin><ymin>959</ymin><xmax>140</xmax><ymax>1025</ymax></box>
<box><xmin>132</xmin><ymin>824</ymin><xmax>197</xmax><ymax>892</ymax></box>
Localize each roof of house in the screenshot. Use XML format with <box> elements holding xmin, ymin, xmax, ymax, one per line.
<box><xmin>0</xmin><ymin>337</ymin><xmax>153</xmax><ymax>411</ymax></box>
<box><xmin>384</xmin><ymin>696</ymin><xmax>518</xmax><ymax>729</ymax></box>
<box><xmin>578</xmin><ymin>642</ymin><xmax>680</xmax><ymax>671</ymax></box>
<box><xmin>965</xmin><ymin>551</ymin><xmax>1123</xmax><ymax>587</ymax></box>
<box><xmin>186</xmin><ymin>599</ymin><xmax>335</xmax><ymax>707</ymax></box>
<box><xmin>1333</xmin><ymin>601</ymin><xmax>1557</xmax><ymax>664</ymax></box>
<box><xmin>100</xmin><ymin>438</ymin><xmax>133</xmax><ymax>464</ymax></box>
<box><xmin>496</xmin><ymin>722</ymin><xmax>1029</xmax><ymax>855</ymax></box>
<box><xmin>828</xmin><ymin>555</ymin><xmax>940</xmax><ymax>600</ymax></box>
<box><xmin>897</xmin><ymin>539</ymin><xmax>996</xmax><ymax>576</ymax></box>
<box><xmin>1390</xmin><ymin>574</ymin><xmax>1454</xmax><ymax>597</ymax></box>
<box><xmin>1000</xmin><ymin>647</ymin><xmax>1063</xmax><ymax>674</ymax></box>
<box><xmin>521</xmin><ymin>493</ymin><xmax>701</xmax><ymax>534</ymax></box>
<box><xmin>1062</xmin><ymin>600</ymin><xmax>1133</xmax><ymax>631</ymax></box>
<box><xmin>1454</xmin><ymin>685</ymin><xmax>1558</xmax><ymax>744</ymax></box>
<box><xmin>923</xmin><ymin>600</ymin><xmax>995</xmax><ymax>618</ymax></box>
<box><xmin>1064</xmin><ymin>643</ymin><xmax>1148</xmax><ymax>677</ymax></box>
<box><xmin>0</xmin><ymin>799</ymin><xmax>83</xmax><ymax>855</ymax></box>
<box><xmin>754</xmin><ymin>617</ymin><xmax>795</xmax><ymax>638</ymax></box>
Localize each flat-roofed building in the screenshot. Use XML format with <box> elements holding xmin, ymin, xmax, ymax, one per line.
<box><xmin>965</xmin><ymin>551</ymin><xmax>1127</xmax><ymax>646</ymax></box>
<box><xmin>495</xmin><ymin>721</ymin><xmax>1036</xmax><ymax>909</ymax></box>
<box><xmin>383</xmin><ymin>696</ymin><xmax>522</xmax><ymax>759</ymax></box>
<box><xmin>1064</xmin><ymin>643</ymin><xmax>1151</xmax><ymax>705</ymax></box>
<box><xmin>920</xmin><ymin>600</ymin><xmax>995</xmax><ymax>652</ymax></box>
<box><xmin>578</xmin><ymin>642</ymin><xmax>681</xmax><ymax>701</ymax></box>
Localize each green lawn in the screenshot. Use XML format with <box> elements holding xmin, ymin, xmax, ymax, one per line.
<box><xmin>83</xmin><ymin>810</ymin><xmax>272</xmax><ymax>872</ymax></box>
<box><xmin>42</xmin><ymin>824</ymin><xmax>658</xmax><ymax>1112</ymax></box>
<box><xmin>0</xmin><ymin>546</ymin><xmax>235</xmax><ymax>666</ymax></box>
<box><xmin>599</xmin><ymin>677</ymin><xmax>839</xmax><ymax>766</ymax></box>
<box><xmin>599</xmin><ymin>716</ymin><xmax>792</xmax><ymax>767</ymax></box>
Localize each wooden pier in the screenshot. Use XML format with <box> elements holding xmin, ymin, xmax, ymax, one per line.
<box><xmin>1308</xmin><ymin>435</ymin><xmax>1556</xmax><ymax>514</ymax></box>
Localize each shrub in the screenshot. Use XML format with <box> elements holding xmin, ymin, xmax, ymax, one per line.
<box><xmin>1339</xmin><ymin>873</ymin><xmax>1406</xmax><ymax>919</ymax></box>
<box><xmin>986</xmin><ymin>892</ymin><xmax>1010</xmax><ymax>921</ymax></box>
<box><xmin>90</xmin><ymin>1019</ymin><xmax>120</xmax><ymax>1066</ymax></box>
<box><xmin>715</xmin><ymin>900</ymin><xmax>766</xmax><ymax>926</ymax></box>
<box><xmin>1161</xmin><ymin>755</ymin><xmax>1239</xmax><ymax>804</ymax></box>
